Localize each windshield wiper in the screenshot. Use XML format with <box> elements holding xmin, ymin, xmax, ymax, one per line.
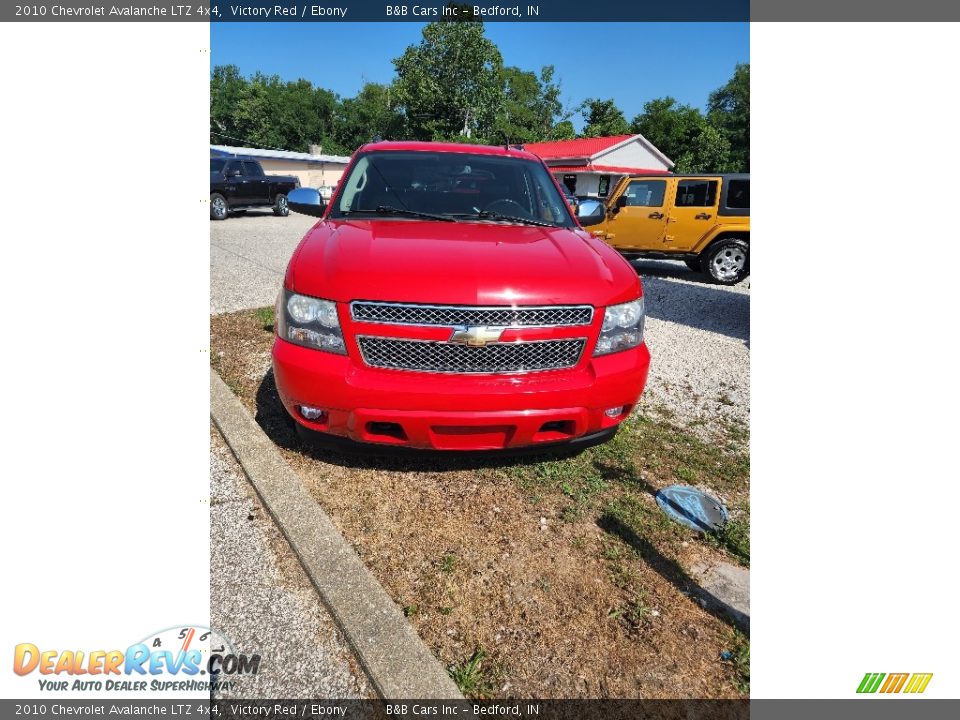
<box><xmin>343</xmin><ymin>206</ymin><xmax>457</xmax><ymax>222</ymax></box>
<box><xmin>453</xmin><ymin>210</ymin><xmax>559</xmax><ymax>228</ymax></box>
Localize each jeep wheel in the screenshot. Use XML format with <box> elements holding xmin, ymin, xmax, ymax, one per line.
<box><xmin>273</xmin><ymin>194</ymin><xmax>289</xmax><ymax>217</ymax></box>
<box><xmin>210</xmin><ymin>193</ymin><xmax>228</xmax><ymax>221</ymax></box>
<box><xmin>703</xmin><ymin>239</ymin><xmax>749</xmax><ymax>285</ymax></box>
<box><xmin>684</xmin><ymin>259</ymin><xmax>702</xmax><ymax>273</ymax></box>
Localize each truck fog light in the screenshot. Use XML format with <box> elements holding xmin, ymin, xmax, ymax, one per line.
<box><xmin>298</xmin><ymin>406</ymin><xmax>327</xmax><ymax>422</ymax></box>
<box><xmin>605</xmin><ymin>406</ymin><xmax>625</xmax><ymax>418</ymax></box>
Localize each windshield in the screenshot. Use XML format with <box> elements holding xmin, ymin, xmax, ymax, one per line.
<box><xmin>210</xmin><ymin>159</ymin><xmax>226</xmax><ymax>173</ymax></box>
<box><xmin>329</xmin><ymin>151</ymin><xmax>575</xmax><ymax>227</ymax></box>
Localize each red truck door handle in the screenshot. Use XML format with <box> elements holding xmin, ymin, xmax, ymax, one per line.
<box><xmin>695</xmin><ymin>212</ymin><xmax>712</xmax><ymax>220</ymax></box>
<box><xmin>648</xmin><ymin>212</ymin><xmax>664</xmax><ymax>220</ymax></box>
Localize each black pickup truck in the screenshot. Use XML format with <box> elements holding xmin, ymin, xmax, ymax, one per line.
<box><xmin>210</xmin><ymin>157</ymin><xmax>300</xmax><ymax>220</ymax></box>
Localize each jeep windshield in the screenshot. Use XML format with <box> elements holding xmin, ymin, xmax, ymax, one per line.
<box><xmin>329</xmin><ymin>150</ymin><xmax>576</xmax><ymax>228</ymax></box>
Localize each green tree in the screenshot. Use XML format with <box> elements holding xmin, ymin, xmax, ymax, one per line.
<box><xmin>334</xmin><ymin>82</ymin><xmax>405</xmax><ymax>152</ymax></box>
<box><xmin>210</xmin><ymin>66</ymin><xmax>341</xmax><ymax>153</ymax></box>
<box><xmin>392</xmin><ymin>19</ymin><xmax>504</xmax><ymax>141</ymax></box>
<box><xmin>210</xmin><ymin>65</ymin><xmax>248</xmax><ymax>145</ymax></box>
<box><xmin>708</xmin><ymin>63</ymin><xmax>749</xmax><ymax>171</ymax></box>
<box><xmin>630</xmin><ymin>96</ymin><xmax>732</xmax><ymax>172</ymax></box>
<box><xmin>231</xmin><ymin>78</ymin><xmax>273</xmax><ymax>148</ymax></box>
<box><xmin>630</xmin><ymin>97</ymin><xmax>704</xmax><ymax>165</ymax></box>
<box><xmin>493</xmin><ymin>65</ymin><xmax>564</xmax><ymax>144</ymax></box>
<box><xmin>580</xmin><ymin>98</ymin><xmax>630</xmax><ymax>137</ymax></box>
<box><xmin>550</xmin><ymin>120</ymin><xmax>576</xmax><ymax>140</ymax></box>
<box><xmin>673</xmin><ymin>124</ymin><xmax>731</xmax><ymax>173</ymax></box>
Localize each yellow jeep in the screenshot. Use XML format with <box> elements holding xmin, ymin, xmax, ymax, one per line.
<box><xmin>578</xmin><ymin>174</ymin><xmax>749</xmax><ymax>285</ymax></box>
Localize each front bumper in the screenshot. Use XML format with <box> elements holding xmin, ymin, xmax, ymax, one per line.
<box><xmin>272</xmin><ymin>338</ymin><xmax>650</xmax><ymax>451</ymax></box>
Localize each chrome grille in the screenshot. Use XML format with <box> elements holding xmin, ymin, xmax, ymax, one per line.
<box><xmin>351</xmin><ymin>302</ymin><xmax>593</xmax><ymax>327</ymax></box>
<box><xmin>357</xmin><ymin>337</ymin><xmax>585</xmax><ymax>374</ymax></box>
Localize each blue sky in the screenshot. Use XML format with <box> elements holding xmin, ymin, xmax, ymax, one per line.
<box><xmin>211</xmin><ymin>22</ymin><xmax>748</xmax><ymax>130</ymax></box>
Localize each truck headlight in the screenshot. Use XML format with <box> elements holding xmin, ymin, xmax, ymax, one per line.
<box><xmin>277</xmin><ymin>290</ymin><xmax>346</xmax><ymax>354</ymax></box>
<box><xmin>594</xmin><ymin>298</ymin><xmax>645</xmax><ymax>356</ymax></box>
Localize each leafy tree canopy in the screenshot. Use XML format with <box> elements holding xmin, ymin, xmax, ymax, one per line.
<box><xmin>580</xmin><ymin>98</ymin><xmax>630</xmax><ymax>137</ymax></box>
<box><xmin>210</xmin><ymin>39</ymin><xmax>749</xmax><ymax>174</ymax></box>
<box><xmin>392</xmin><ymin>20</ymin><xmax>504</xmax><ymax>141</ymax></box>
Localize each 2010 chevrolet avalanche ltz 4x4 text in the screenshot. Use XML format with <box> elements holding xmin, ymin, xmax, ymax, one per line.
<box><xmin>271</xmin><ymin>141</ymin><xmax>650</xmax><ymax>452</ymax></box>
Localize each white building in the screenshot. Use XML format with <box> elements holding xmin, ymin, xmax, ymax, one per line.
<box><xmin>525</xmin><ymin>134</ymin><xmax>674</xmax><ymax>198</ymax></box>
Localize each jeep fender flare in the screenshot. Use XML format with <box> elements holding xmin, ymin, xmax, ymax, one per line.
<box><xmin>693</xmin><ymin>227</ymin><xmax>750</xmax><ymax>256</ymax></box>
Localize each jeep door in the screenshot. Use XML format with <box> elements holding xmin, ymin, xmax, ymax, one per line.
<box><xmin>666</xmin><ymin>177</ymin><xmax>721</xmax><ymax>251</ymax></box>
<box><xmin>593</xmin><ymin>177</ymin><xmax>672</xmax><ymax>250</ymax></box>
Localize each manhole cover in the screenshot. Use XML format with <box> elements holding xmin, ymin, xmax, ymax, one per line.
<box><xmin>655</xmin><ymin>485</ymin><xmax>728</xmax><ymax>533</ymax></box>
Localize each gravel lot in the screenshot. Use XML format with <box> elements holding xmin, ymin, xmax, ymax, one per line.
<box><xmin>210</xmin><ymin>210</ymin><xmax>315</xmax><ymax>314</ymax></box>
<box><xmin>629</xmin><ymin>259</ymin><xmax>750</xmax><ymax>436</ymax></box>
<box><xmin>210</xmin><ymin>426</ymin><xmax>373</xmax><ymax>699</ymax></box>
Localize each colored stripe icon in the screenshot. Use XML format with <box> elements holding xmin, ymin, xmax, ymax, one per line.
<box><xmin>857</xmin><ymin>672</ymin><xmax>932</xmax><ymax>694</ymax></box>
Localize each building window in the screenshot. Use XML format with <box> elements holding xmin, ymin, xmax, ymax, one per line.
<box><xmin>562</xmin><ymin>174</ymin><xmax>577</xmax><ymax>194</ymax></box>
<box><xmin>598</xmin><ymin>176</ymin><xmax>610</xmax><ymax>198</ymax></box>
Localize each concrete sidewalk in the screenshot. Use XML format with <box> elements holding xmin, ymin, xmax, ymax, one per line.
<box><xmin>211</xmin><ymin>426</ymin><xmax>373</xmax><ymax>698</ymax></box>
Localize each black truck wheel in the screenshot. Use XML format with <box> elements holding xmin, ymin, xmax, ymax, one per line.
<box><xmin>210</xmin><ymin>193</ymin><xmax>228</xmax><ymax>221</ymax></box>
<box><xmin>273</xmin><ymin>194</ymin><xmax>289</xmax><ymax>217</ymax></box>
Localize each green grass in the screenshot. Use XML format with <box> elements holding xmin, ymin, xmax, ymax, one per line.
<box><xmin>726</xmin><ymin>631</ymin><xmax>750</xmax><ymax>695</ymax></box>
<box><xmin>623</xmin><ymin>592</ymin><xmax>652</xmax><ymax>628</ymax></box>
<box><xmin>441</xmin><ymin>553</ymin><xmax>458</xmax><ymax>574</ymax></box>
<box><xmin>716</xmin><ymin>511</ymin><xmax>750</xmax><ymax>565</ymax></box>
<box><xmin>255</xmin><ymin>306</ymin><xmax>275</xmax><ymax>331</ymax></box>
<box><xmin>448</xmin><ymin>647</ymin><xmax>496</xmax><ymax>698</ymax></box>
<box><xmin>490</xmin><ymin>413</ymin><xmax>750</xmax><ymax>569</ymax></box>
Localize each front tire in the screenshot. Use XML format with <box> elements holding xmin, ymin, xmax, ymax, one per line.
<box><xmin>703</xmin><ymin>238</ymin><xmax>749</xmax><ymax>285</ymax></box>
<box><xmin>210</xmin><ymin>193</ymin><xmax>228</xmax><ymax>221</ymax></box>
<box><xmin>273</xmin><ymin>193</ymin><xmax>289</xmax><ymax>217</ymax></box>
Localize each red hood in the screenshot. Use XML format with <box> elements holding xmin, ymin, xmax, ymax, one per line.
<box><xmin>286</xmin><ymin>219</ymin><xmax>640</xmax><ymax>307</ymax></box>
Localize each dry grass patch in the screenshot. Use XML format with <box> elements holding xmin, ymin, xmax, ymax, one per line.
<box><xmin>211</xmin><ymin>308</ymin><xmax>750</xmax><ymax>698</ymax></box>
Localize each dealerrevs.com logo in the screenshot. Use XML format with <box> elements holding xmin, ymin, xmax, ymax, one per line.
<box><xmin>13</xmin><ymin>625</ymin><xmax>260</xmax><ymax>693</ymax></box>
<box><xmin>857</xmin><ymin>672</ymin><xmax>933</xmax><ymax>694</ymax></box>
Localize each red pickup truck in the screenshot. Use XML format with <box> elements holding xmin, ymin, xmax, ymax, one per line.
<box><xmin>272</xmin><ymin>141</ymin><xmax>650</xmax><ymax>452</ymax></box>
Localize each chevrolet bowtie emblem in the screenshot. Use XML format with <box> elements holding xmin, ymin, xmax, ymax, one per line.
<box><xmin>449</xmin><ymin>325</ymin><xmax>505</xmax><ymax>346</ymax></box>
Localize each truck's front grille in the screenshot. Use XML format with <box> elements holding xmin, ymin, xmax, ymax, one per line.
<box><xmin>351</xmin><ymin>302</ymin><xmax>593</xmax><ymax>328</ymax></box>
<box><xmin>356</xmin><ymin>337</ymin><xmax>585</xmax><ymax>374</ymax></box>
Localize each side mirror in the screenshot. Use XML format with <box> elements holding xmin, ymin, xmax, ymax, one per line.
<box><xmin>616</xmin><ymin>196</ymin><xmax>629</xmax><ymax>209</ymax></box>
<box><xmin>288</xmin><ymin>187</ymin><xmax>327</xmax><ymax>218</ymax></box>
<box><xmin>577</xmin><ymin>199</ymin><xmax>606</xmax><ymax>227</ymax></box>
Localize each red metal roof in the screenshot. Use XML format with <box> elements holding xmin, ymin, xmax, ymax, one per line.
<box><xmin>524</xmin><ymin>135</ymin><xmax>634</xmax><ymax>160</ymax></box>
<box><xmin>547</xmin><ymin>164</ymin><xmax>669</xmax><ymax>175</ymax></box>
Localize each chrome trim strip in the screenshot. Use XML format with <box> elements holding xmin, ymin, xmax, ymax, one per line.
<box><xmin>349</xmin><ymin>300</ymin><xmax>595</xmax><ymax>328</ymax></box>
